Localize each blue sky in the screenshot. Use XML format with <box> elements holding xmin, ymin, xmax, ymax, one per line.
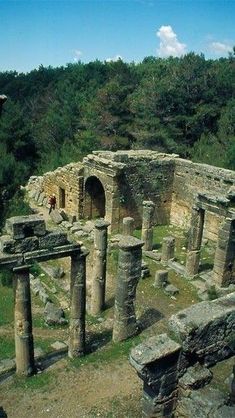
<box><xmin>0</xmin><ymin>0</ymin><xmax>235</xmax><ymax>73</ymax></box>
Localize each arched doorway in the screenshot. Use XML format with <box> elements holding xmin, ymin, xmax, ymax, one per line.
<box><xmin>84</xmin><ymin>176</ymin><xmax>105</xmax><ymax>219</ymax></box>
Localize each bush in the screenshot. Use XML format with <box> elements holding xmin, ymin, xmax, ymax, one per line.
<box><xmin>0</xmin><ymin>268</ymin><xmax>13</xmax><ymax>287</ymax></box>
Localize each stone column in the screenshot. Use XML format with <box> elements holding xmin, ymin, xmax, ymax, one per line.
<box><xmin>154</xmin><ymin>270</ymin><xmax>169</xmax><ymax>288</ymax></box>
<box><xmin>68</xmin><ymin>248</ymin><xmax>89</xmax><ymax>358</ymax></box>
<box><xmin>185</xmin><ymin>206</ymin><xmax>204</xmax><ymax>277</ymax></box>
<box><xmin>213</xmin><ymin>218</ymin><xmax>235</xmax><ymax>287</ymax></box>
<box><xmin>130</xmin><ymin>334</ymin><xmax>181</xmax><ymax>418</ymax></box>
<box><xmin>13</xmin><ymin>265</ymin><xmax>35</xmax><ymax>376</ymax></box>
<box><xmin>141</xmin><ymin>201</ymin><xmax>155</xmax><ymax>251</ymax></box>
<box><xmin>123</xmin><ymin>217</ymin><xmax>134</xmax><ymax>236</ymax></box>
<box><xmin>161</xmin><ymin>236</ymin><xmax>175</xmax><ymax>265</ymax></box>
<box><xmin>91</xmin><ymin>219</ymin><xmax>110</xmax><ymax>315</ymax></box>
<box><xmin>113</xmin><ymin>236</ymin><xmax>144</xmax><ymax>342</ymax></box>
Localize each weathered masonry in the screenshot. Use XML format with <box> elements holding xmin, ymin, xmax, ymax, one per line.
<box><xmin>130</xmin><ymin>292</ymin><xmax>235</xmax><ymax>418</ymax></box>
<box><xmin>0</xmin><ymin>215</ymin><xmax>88</xmax><ymax>375</ymax></box>
<box><xmin>27</xmin><ymin>150</ymin><xmax>235</xmax><ymax>241</ymax></box>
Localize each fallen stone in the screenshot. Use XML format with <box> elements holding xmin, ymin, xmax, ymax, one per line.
<box><xmin>72</xmin><ymin>221</ymin><xmax>83</xmax><ymax>229</ymax></box>
<box><xmin>144</xmin><ymin>250</ymin><xmax>161</xmax><ymax>262</ymax></box>
<box><xmin>50</xmin><ymin>341</ymin><xmax>67</xmax><ymax>351</ymax></box>
<box><xmin>74</xmin><ymin>230</ymin><xmax>88</xmax><ymax>238</ymax></box>
<box><xmin>49</xmin><ymin>209</ymin><xmax>63</xmax><ymax>224</ymax></box>
<box><xmin>176</xmin><ymin>387</ymin><xmax>226</xmax><ymax>418</ymax></box>
<box><xmin>213</xmin><ymin>406</ymin><xmax>235</xmax><ymax>418</ymax></box>
<box><xmin>154</xmin><ymin>270</ymin><xmax>169</xmax><ymax>288</ymax></box>
<box><xmin>68</xmin><ymin>214</ymin><xmax>77</xmax><ymax>223</ymax></box>
<box><xmin>44</xmin><ymin>302</ymin><xmax>68</xmax><ymax>325</ymax></box>
<box><xmin>61</xmin><ymin>221</ymin><xmax>73</xmax><ymax>230</ymax></box>
<box><xmin>34</xmin><ymin>347</ymin><xmax>45</xmax><ymax>358</ymax></box>
<box><xmin>165</xmin><ymin>284</ymin><xmax>179</xmax><ymax>296</ymax></box>
<box><xmin>39</xmin><ymin>289</ymin><xmax>51</xmax><ymax>305</ymax></box>
<box><xmin>83</xmin><ymin>221</ymin><xmax>95</xmax><ymax>233</ymax></box>
<box><xmin>179</xmin><ymin>363</ymin><xmax>212</xmax><ymax>391</ymax></box>
<box><xmin>0</xmin><ymin>358</ymin><xmax>15</xmax><ymax>373</ymax></box>
<box><xmin>51</xmin><ymin>266</ymin><xmax>65</xmax><ymax>279</ymax></box>
<box><xmin>70</xmin><ymin>225</ymin><xmax>83</xmax><ymax>233</ymax></box>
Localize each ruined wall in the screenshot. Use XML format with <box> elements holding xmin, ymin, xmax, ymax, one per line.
<box><xmin>113</xmin><ymin>151</ymin><xmax>176</xmax><ymax>228</ymax></box>
<box><xmin>83</xmin><ymin>153</ymin><xmax>125</xmax><ymax>232</ymax></box>
<box><xmin>171</xmin><ymin>159</ymin><xmax>235</xmax><ymax>241</ymax></box>
<box><xmin>28</xmin><ymin>163</ymin><xmax>84</xmax><ymax>219</ymax></box>
<box><xmin>131</xmin><ymin>292</ymin><xmax>235</xmax><ymax>417</ymax></box>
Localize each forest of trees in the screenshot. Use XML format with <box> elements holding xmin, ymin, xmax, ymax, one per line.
<box><xmin>0</xmin><ymin>52</ymin><xmax>235</xmax><ymax>224</ymax></box>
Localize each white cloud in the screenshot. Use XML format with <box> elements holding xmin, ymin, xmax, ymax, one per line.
<box><xmin>106</xmin><ymin>54</ymin><xmax>123</xmax><ymax>62</ymax></box>
<box><xmin>209</xmin><ymin>41</ymin><xmax>233</xmax><ymax>55</ymax></box>
<box><xmin>156</xmin><ymin>25</ymin><xmax>186</xmax><ymax>57</ymax></box>
<box><xmin>73</xmin><ymin>50</ymin><xmax>82</xmax><ymax>62</ymax></box>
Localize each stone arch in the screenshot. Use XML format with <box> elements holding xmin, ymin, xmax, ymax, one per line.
<box><xmin>84</xmin><ymin>176</ymin><xmax>106</xmax><ymax>219</ymax></box>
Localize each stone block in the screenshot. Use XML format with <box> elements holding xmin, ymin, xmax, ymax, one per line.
<box><xmin>61</xmin><ymin>221</ymin><xmax>73</xmax><ymax>230</ymax></box>
<box><xmin>49</xmin><ymin>209</ymin><xmax>63</xmax><ymax>224</ymax></box>
<box><xmin>0</xmin><ymin>235</ymin><xmax>15</xmax><ymax>253</ymax></box>
<box><xmin>15</xmin><ymin>237</ymin><xmax>39</xmax><ymax>253</ymax></box>
<box><xmin>39</xmin><ymin>231</ymin><xmax>68</xmax><ymax>249</ymax></box>
<box><xmin>169</xmin><ymin>293</ymin><xmax>235</xmax><ymax>367</ymax></box>
<box><xmin>165</xmin><ymin>284</ymin><xmax>179</xmax><ymax>296</ymax></box>
<box><xmin>154</xmin><ymin>270</ymin><xmax>169</xmax><ymax>288</ymax></box>
<box><xmin>179</xmin><ymin>363</ymin><xmax>212</xmax><ymax>391</ymax></box>
<box><xmin>5</xmin><ymin>215</ymin><xmax>46</xmax><ymax>239</ymax></box>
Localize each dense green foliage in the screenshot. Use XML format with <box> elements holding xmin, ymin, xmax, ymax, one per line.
<box><xmin>0</xmin><ymin>54</ymin><xmax>235</xmax><ymax>225</ymax></box>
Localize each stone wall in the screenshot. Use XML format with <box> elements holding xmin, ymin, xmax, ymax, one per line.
<box><xmin>171</xmin><ymin>159</ymin><xmax>235</xmax><ymax>241</ymax></box>
<box><xmin>117</xmin><ymin>151</ymin><xmax>175</xmax><ymax>228</ymax></box>
<box><xmin>169</xmin><ymin>292</ymin><xmax>235</xmax><ymax>372</ymax></box>
<box><xmin>26</xmin><ymin>150</ymin><xmax>235</xmax><ymax>240</ymax></box>
<box><xmin>28</xmin><ymin>163</ymin><xmax>84</xmax><ymax>219</ymax></box>
<box><xmin>130</xmin><ymin>293</ymin><xmax>235</xmax><ymax>417</ymax></box>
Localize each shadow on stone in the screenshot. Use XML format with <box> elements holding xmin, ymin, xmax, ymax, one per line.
<box><xmin>137</xmin><ymin>308</ymin><xmax>164</xmax><ymax>331</ymax></box>
<box><xmin>199</xmin><ymin>263</ymin><xmax>214</xmax><ymax>272</ymax></box>
<box><xmin>0</xmin><ymin>407</ymin><xmax>7</xmax><ymax>418</ymax></box>
<box><xmin>152</xmin><ymin>242</ymin><xmax>161</xmax><ymax>250</ymax></box>
<box><xmin>105</xmin><ymin>296</ymin><xmax>115</xmax><ymax>309</ymax></box>
<box><xmin>86</xmin><ymin>329</ymin><xmax>112</xmax><ymax>354</ymax></box>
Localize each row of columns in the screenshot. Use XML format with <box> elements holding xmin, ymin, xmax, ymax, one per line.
<box><xmin>13</xmin><ymin>217</ymin><xmax>145</xmax><ymax>375</ymax></box>
<box><xmin>13</xmin><ymin>248</ymin><xmax>88</xmax><ymax>376</ymax></box>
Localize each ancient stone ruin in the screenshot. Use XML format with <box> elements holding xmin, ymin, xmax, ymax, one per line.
<box><xmin>27</xmin><ymin>150</ymin><xmax>235</xmax><ymax>288</ymax></box>
<box><xmin>130</xmin><ymin>293</ymin><xmax>235</xmax><ymax>417</ymax></box>
<box><xmin>0</xmin><ymin>214</ymin><xmax>88</xmax><ymax>375</ymax></box>
<box><xmin>1</xmin><ymin>149</ymin><xmax>235</xmax><ymax>416</ymax></box>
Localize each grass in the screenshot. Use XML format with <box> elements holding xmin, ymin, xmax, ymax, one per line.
<box><xmin>0</xmin><ymin>283</ymin><xmax>14</xmax><ymax>326</ymax></box>
<box><xmin>12</xmin><ymin>370</ymin><xmax>56</xmax><ymax>391</ymax></box>
<box><xmin>71</xmin><ymin>334</ymin><xmax>142</xmax><ymax>369</ymax></box>
<box><xmin>34</xmin><ymin>337</ymin><xmax>57</xmax><ymax>353</ymax></box>
<box><xmin>0</xmin><ymin>336</ymin><xmax>15</xmax><ymax>360</ymax></box>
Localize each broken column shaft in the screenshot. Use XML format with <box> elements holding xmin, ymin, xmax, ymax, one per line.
<box><xmin>91</xmin><ymin>219</ymin><xmax>110</xmax><ymax>315</ymax></box>
<box><xmin>113</xmin><ymin>236</ymin><xmax>144</xmax><ymax>342</ymax></box>
<box><xmin>213</xmin><ymin>218</ymin><xmax>235</xmax><ymax>287</ymax></box>
<box><xmin>185</xmin><ymin>206</ymin><xmax>204</xmax><ymax>277</ymax></box>
<box><xmin>141</xmin><ymin>201</ymin><xmax>155</xmax><ymax>251</ymax></box>
<box><xmin>161</xmin><ymin>236</ymin><xmax>175</xmax><ymax>265</ymax></box>
<box><xmin>13</xmin><ymin>265</ymin><xmax>35</xmax><ymax>376</ymax></box>
<box><xmin>123</xmin><ymin>217</ymin><xmax>134</xmax><ymax>236</ymax></box>
<box><xmin>68</xmin><ymin>248</ymin><xmax>89</xmax><ymax>358</ymax></box>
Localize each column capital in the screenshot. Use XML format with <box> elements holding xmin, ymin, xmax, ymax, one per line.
<box><xmin>94</xmin><ymin>219</ymin><xmax>110</xmax><ymax>229</ymax></box>
<box><xmin>119</xmin><ymin>236</ymin><xmax>144</xmax><ymax>251</ymax></box>
<box><xmin>13</xmin><ymin>264</ymin><xmax>31</xmax><ymax>273</ymax></box>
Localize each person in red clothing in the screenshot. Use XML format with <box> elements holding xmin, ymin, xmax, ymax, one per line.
<box><xmin>48</xmin><ymin>194</ymin><xmax>56</xmax><ymax>214</ymax></box>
